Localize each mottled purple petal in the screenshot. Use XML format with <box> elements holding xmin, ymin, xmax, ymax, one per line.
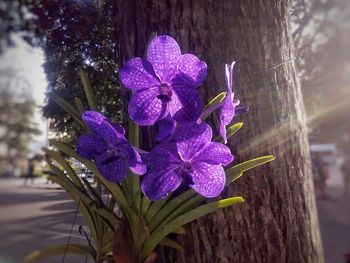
<box><xmin>189</xmin><ymin>162</ymin><xmax>226</xmax><ymax>198</ymax></box>
<box><xmin>151</xmin><ymin>142</ymin><xmax>182</xmax><ymax>167</ymax></box>
<box><xmin>220</xmin><ymin>62</ymin><xmax>239</xmax><ymax>143</ymax></box>
<box><xmin>82</xmin><ymin>111</ymin><xmax>124</xmax><ymax>145</ymax></box>
<box><xmin>156</xmin><ymin>115</ymin><xmax>176</xmax><ymax>142</ymax></box>
<box><xmin>76</xmin><ymin>134</ymin><xmax>105</xmax><ymax>160</ymax></box>
<box><xmin>128</xmin><ymin>88</ymin><xmax>169</xmax><ymax>126</ymax></box>
<box><xmin>95</xmin><ymin>153</ymin><xmax>126</xmax><ymax>183</ymax></box>
<box><xmin>220</xmin><ymin>99</ymin><xmax>240</xmax><ymax>144</ymax></box>
<box><xmin>169</xmin><ymin>87</ymin><xmax>202</xmax><ymax>123</ymax></box>
<box><xmin>147</xmin><ymin>35</ymin><xmax>181</xmax><ymax>82</ymax></box>
<box><xmin>193</xmin><ymin>142</ymin><xmax>234</xmax><ymax>166</ymax></box>
<box><xmin>173</xmin><ymin>122</ymin><xmax>212</xmax><ymax>160</ymax></box>
<box><xmin>172</xmin><ymin>54</ymin><xmax>207</xmax><ymax>88</ymax></box>
<box><xmin>119</xmin><ymin>58</ymin><xmax>160</xmax><ymax>91</ymax></box>
<box><xmin>111</xmin><ymin>123</ymin><xmax>125</xmax><ymax>135</ymax></box>
<box><xmin>118</xmin><ymin>142</ymin><xmax>146</xmax><ymax>175</ymax></box>
<box><xmin>141</xmin><ymin>168</ymin><xmax>182</xmax><ymax>201</ymax></box>
<box><xmin>140</xmin><ymin>151</ymin><xmax>152</xmax><ymax>167</ymax></box>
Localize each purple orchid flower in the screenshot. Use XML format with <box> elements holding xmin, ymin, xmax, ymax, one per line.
<box><xmin>76</xmin><ymin>111</ymin><xmax>146</xmax><ymax>183</ymax></box>
<box><xmin>141</xmin><ymin>122</ymin><xmax>234</xmax><ymax>201</ymax></box>
<box><xmin>119</xmin><ymin>35</ymin><xmax>207</xmax><ymax>126</ymax></box>
<box><xmin>155</xmin><ymin>114</ymin><xmax>176</xmax><ymax>142</ymax></box>
<box><xmin>220</xmin><ymin>61</ymin><xmax>240</xmax><ymax>144</ymax></box>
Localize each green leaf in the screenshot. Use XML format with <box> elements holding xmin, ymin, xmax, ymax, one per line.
<box><xmin>44</xmin><ymin>148</ymin><xmax>84</xmax><ymax>189</ymax></box>
<box><xmin>47</xmin><ymin>174</ymin><xmax>100</xmax><ymax>245</ymax></box>
<box><xmin>49</xmin><ymin>140</ymin><xmax>136</xmax><ymax>223</ymax></box>
<box><xmin>124</xmin><ymin>119</ymin><xmax>141</xmax><ymax>212</ymax></box>
<box><xmin>149</xmin><ymin>195</ymin><xmax>202</xmax><ymax>233</ymax></box>
<box><xmin>203</xmin><ymin>92</ymin><xmax>226</xmax><ymax>111</ymax></box>
<box><xmin>141</xmin><ymin>196</ymin><xmax>152</xmax><ymax>216</ymax></box>
<box><xmin>171</xmin><ymin>226</ymin><xmax>186</xmax><ymax>235</ymax></box>
<box><xmin>214</xmin><ymin>122</ymin><xmax>243</xmax><ymax>142</ymax></box>
<box><xmin>225</xmin><ymin>155</ymin><xmax>276</xmax><ymax>184</ymax></box>
<box><xmin>159</xmin><ymin>238</ymin><xmax>184</xmax><ymax>251</ymax></box>
<box><xmin>141</xmin><ymin>196</ymin><xmax>244</xmax><ymax>260</ymax></box>
<box><xmin>74</xmin><ymin>97</ymin><xmax>85</xmax><ymax>115</ymax></box>
<box><xmin>145</xmin><ymin>195</ymin><xmax>171</xmax><ymax>223</ymax></box>
<box><xmin>147</xmin><ymin>190</ymin><xmax>194</xmax><ymax>227</ymax></box>
<box><xmin>79</xmin><ymin>69</ymin><xmax>97</xmax><ymax>110</ymax></box>
<box><xmin>201</xmin><ymin>92</ymin><xmax>226</xmax><ymax>121</ymax></box>
<box><xmin>49</xmin><ymin>93</ymin><xmax>85</xmax><ymax>128</ymax></box>
<box><xmin>23</xmin><ymin>244</ymin><xmax>96</xmax><ymax>263</ymax></box>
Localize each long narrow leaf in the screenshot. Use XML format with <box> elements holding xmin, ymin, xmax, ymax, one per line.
<box><xmin>159</xmin><ymin>238</ymin><xmax>184</xmax><ymax>251</ymax></box>
<box><xmin>141</xmin><ymin>197</ymin><xmax>244</xmax><ymax>260</ymax></box>
<box><xmin>44</xmin><ymin>148</ymin><xmax>84</xmax><ymax>189</ymax></box>
<box><xmin>214</xmin><ymin>122</ymin><xmax>243</xmax><ymax>142</ymax></box>
<box><xmin>225</xmin><ymin>155</ymin><xmax>276</xmax><ymax>184</ymax></box>
<box><xmin>23</xmin><ymin>244</ymin><xmax>96</xmax><ymax>263</ymax></box>
<box><xmin>74</xmin><ymin>97</ymin><xmax>85</xmax><ymax>115</ymax></box>
<box><xmin>125</xmin><ymin>118</ymin><xmax>141</xmax><ymax>211</ymax></box>
<box><xmin>146</xmin><ymin>190</ymin><xmax>194</xmax><ymax>226</ymax></box>
<box><xmin>149</xmin><ymin>195</ymin><xmax>202</xmax><ymax>233</ymax></box>
<box><xmin>49</xmin><ymin>93</ymin><xmax>85</xmax><ymax>127</ymax></box>
<box><xmin>50</xmin><ymin>140</ymin><xmax>136</xmax><ymax>222</ymax></box>
<box><xmin>79</xmin><ymin>69</ymin><xmax>97</xmax><ymax>110</ymax></box>
<box><xmin>200</xmin><ymin>92</ymin><xmax>226</xmax><ymax>121</ymax></box>
<box><xmin>47</xmin><ymin>174</ymin><xmax>100</xmax><ymax>245</ymax></box>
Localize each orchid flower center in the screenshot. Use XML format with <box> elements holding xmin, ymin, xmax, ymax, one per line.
<box><xmin>157</xmin><ymin>83</ymin><xmax>172</xmax><ymax>102</ymax></box>
<box><xmin>178</xmin><ymin>162</ymin><xmax>194</xmax><ymax>185</ymax></box>
<box><xmin>101</xmin><ymin>149</ymin><xmax>124</xmax><ymax>165</ymax></box>
<box><xmin>179</xmin><ymin>162</ymin><xmax>192</xmax><ymax>175</ymax></box>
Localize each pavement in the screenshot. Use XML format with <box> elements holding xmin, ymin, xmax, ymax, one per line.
<box><xmin>0</xmin><ymin>177</ymin><xmax>349</xmax><ymax>263</ymax></box>
<box><xmin>317</xmin><ymin>187</ymin><xmax>350</xmax><ymax>263</ymax></box>
<box><xmin>0</xmin><ymin>177</ymin><xmax>92</xmax><ymax>263</ymax></box>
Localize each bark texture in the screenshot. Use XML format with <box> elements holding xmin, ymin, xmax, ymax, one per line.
<box><xmin>115</xmin><ymin>0</ymin><xmax>324</xmax><ymax>262</ymax></box>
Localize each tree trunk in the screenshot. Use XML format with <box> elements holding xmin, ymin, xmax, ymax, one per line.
<box><xmin>114</xmin><ymin>0</ymin><xmax>324</xmax><ymax>262</ymax></box>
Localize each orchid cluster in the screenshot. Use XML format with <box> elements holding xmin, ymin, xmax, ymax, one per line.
<box><xmin>77</xmin><ymin>35</ymin><xmax>244</xmax><ymax>201</ymax></box>
<box><xmin>26</xmin><ymin>34</ymin><xmax>274</xmax><ymax>263</ymax></box>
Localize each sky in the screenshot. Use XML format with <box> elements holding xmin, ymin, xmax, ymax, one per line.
<box><xmin>0</xmin><ymin>34</ymin><xmax>47</xmax><ymax>156</ymax></box>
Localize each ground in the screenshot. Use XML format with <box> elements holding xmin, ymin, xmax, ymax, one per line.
<box><xmin>0</xmin><ymin>177</ymin><xmax>349</xmax><ymax>263</ymax></box>
<box><xmin>0</xmin><ymin>177</ymin><xmax>92</xmax><ymax>263</ymax></box>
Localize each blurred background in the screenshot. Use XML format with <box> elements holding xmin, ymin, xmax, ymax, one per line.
<box><xmin>0</xmin><ymin>0</ymin><xmax>349</xmax><ymax>262</ymax></box>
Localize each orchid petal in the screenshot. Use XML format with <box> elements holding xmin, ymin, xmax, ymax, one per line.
<box><xmin>95</xmin><ymin>152</ymin><xmax>126</xmax><ymax>183</ymax></box>
<box><xmin>119</xmin><ymin>58</ymin><xmax>159</xmax><ymax>91</ymax></box>
<box><xmin>82</xmin><ymin>111</ymin><xmax>124</xmax><ymax>145</ymax></box>
<box><xmin>189</xmin><ymin>162</ymin><xmax>226</xmax><ymax>198</ymax></box>
<box><xmin>169</xmin><ymin>87</ymin><xmax>202</xmax><ymax>123</ymax></box>
<box><xmin>173</xmin><ymin>122</ymin><xmax>212</xmax><ymax>161</ymax></box>
<box><xmin>76</xmin><ymin>134</ymin><xmax>105</xmax><ymax>160</ymax></box>
<box><xmin>147</xmin><ymin>35</ymin><xmax>181</xmax><ymax>82</ymax></box>
<box><xmin>193</xmin><ymin>142</ymin><xmax>234</xmax><ymax>166</ymax></box>
<box><xmin>172</xmin><ymin>54</ymin><xmax>207</xmax><ymax>88</ymax></box>
<box><xmin>141</xmin><ymin>168</ymin><xmax>182</xmax><ymax>201</ymax></box>
<box><xmin>118</xmin><ymin>142</ymin><xmax>146</xmax><ymax>175</ymax></box>
<box><xmin>156</xmin><ymin>115</ymin><xmax>176</xmax><ymax>142</ymax></box>
<box><xmin>128</xmin><ymin>88</ymin><xmax>169</xmax><ymax>126</ymax></box>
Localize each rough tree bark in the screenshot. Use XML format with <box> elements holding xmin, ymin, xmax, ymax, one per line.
<box><xmin>114</xmin><ymin>0</ymin><xmax>324</xmax><ymax>262</ymax></box>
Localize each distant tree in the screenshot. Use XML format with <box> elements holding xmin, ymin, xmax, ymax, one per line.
<box><xmin>291</xmin><ymin>0</ymin><xmax>350</xmax><ymax>142</ymax></box>
<box><xmin>0</xmin><ymin>0</ymin><xmax>123</xmax><ymax>142</ymax></box>
<box><xmin>0</xmin><ymin>68</ymin><xmax>40</xmax><ymax>174</ymax></box>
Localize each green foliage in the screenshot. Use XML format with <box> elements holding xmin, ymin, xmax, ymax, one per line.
<box><xmin>0</xmin><ymin>68</ymin><xmax>41</xmax><ymax>172</ymax></box>
<box><xmin>24</xmin><ymin>244</ymin><xmax>97</xmax><ymax>263</ymax></box>
<box><xmin>0</xmin><ymin>0</ymin><xmax>123</xmax><ymax>143</ymax></box>
<box><xmin>27</xmin><ymin>77</ymin><xmax>274</xmax><ymax>262</ymax></box>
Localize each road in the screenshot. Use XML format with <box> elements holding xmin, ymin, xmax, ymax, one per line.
<box><xmin>0</xmin><ymin>177</ymin><xmax>349</xmax><ymax>263</ymax></box>
<box><xmin>317</xmin><ymin>186</ymin><xmax>350</xmax><ymax>263</ymax></box>
<box><xmin>0</xmin><ymin>177</ymin><xmax>92</xmax><ymax>263</ymax></box>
